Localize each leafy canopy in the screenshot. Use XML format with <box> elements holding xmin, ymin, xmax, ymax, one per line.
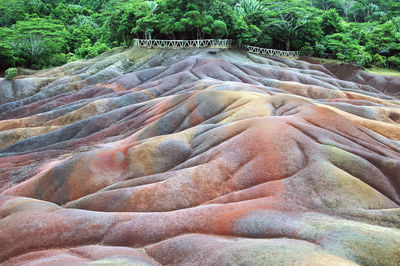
<box><xmin>0</xmin><ymin>0</ymin><xmax>399</xmax><ymax>71</ymax></box>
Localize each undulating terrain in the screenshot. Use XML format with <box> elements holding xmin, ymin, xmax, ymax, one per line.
<box><xmin>1</xmin><ymin>47</ymin><xmax>400</xmax><ymax>265</ymax></box>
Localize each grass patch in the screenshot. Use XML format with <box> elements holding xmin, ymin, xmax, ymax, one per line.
<box><xmin>302</xmin><ymin>56</ymin><xmax>344</xmax><ymax>64</ymax></box>
<box><xmin>302</xmin><ymin>56</ymin><xmax>400</xmax><ymax>77</ymax></box>
<box><xmin>366</xmin><ymin>67</ymin><xmax>400</xmax><ymax>77</ymax></box>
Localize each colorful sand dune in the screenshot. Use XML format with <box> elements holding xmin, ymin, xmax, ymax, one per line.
<box><xmin>0</xmin><ymin>48</ymin><xmax>400</xmax><ymax>265</ymax></box>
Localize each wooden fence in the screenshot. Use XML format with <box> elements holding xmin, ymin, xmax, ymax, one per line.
<box><xmin>132</xmin><ymin>38</ymin><xmax>300</xmax><ymax>57</ymax></box>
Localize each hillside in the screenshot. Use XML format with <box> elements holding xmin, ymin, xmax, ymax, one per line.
<box><xmin>1</xmin><ymin>0</ymin><xmax>399</xmax><ymax>72</ymax></box>
<box><xmin>0</xmin><ymin>47</ymin><xmax>400</xmax><ymax>265</ymax></box>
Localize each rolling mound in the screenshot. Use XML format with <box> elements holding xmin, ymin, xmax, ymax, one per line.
<box><xmin>1</xmin><ymin>47</ymin><xmax>400</xmax><ymax>265</ymax></box>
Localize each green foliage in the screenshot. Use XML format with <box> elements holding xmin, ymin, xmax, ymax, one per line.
<box><xmin>0</xmin><ymin>0</ymin><xmax>398</xmax><ymax>71</ymax></box>
<box><xmin>292</xmin><ymin>19</ymin><xmax>323</xmax><ymax>50</ymax></box>
<box><xmin>0</xmin><ymin>0</ymin><xmax>51</xmax><ymax>27</ymax></box>
<box><xmin>78</xmin><ymin>0</ymin><xmax>106</xmax><ymax>11</ymax></box>
<box><xmin>263</xmin><ymin>1</ymin><xmax>322</xmax><ymax>50</ymax></box>
<box><xmin>207</xmin><ymin>1</ymin><xmax>236</xmax><ymax>34</ymax></box>
<box><xmin>76</xmin><ymin>39</ymin><xmax>110</xmax><ymax>59</ymax></box>
<box><xmin>310</xmin><ymin>0</ymin><xmax>337</xmax><ymax>11</ymax></box>
<box><xmin>233</xmin><ymin>17</ymin><xmax>260</xmax><ymax>45</ymax></box>
<box><xmin>321</xmin><ymin>32</ymin><xmax>372</xmax><ymax>67</ymax></box>
<box><xmin>0</xmin><ymin>43</ymin><xmax>15</xmax><ymax>70</ymax></box>
<box><xmin>49</xmin><ymin>53</ymin><xmax>71</xmax><ymax>66</ymax></box>
<box><xmin>387</xmin><ymin>56</ymin><xmax>400</xmax><ymax>70</ymax></box>
<box><xmin>211</xmin><ymin>20</ymin><xmax>228</xmax><ymax>39</ymax></box>
<box><xmin>103</xmin><ymin>0</ymin><xmax>151</xmax><ymax>45</ymax></box>
<box><xmin>300</xmin><ymin>43</ymin><xmax>314</xmax><ymax>56</ymax></box>
<box><xmin>4</xmin><ymin>67</ymin><xmax>18</xmax><ymax>80</ymax></box>
<box><xmin>321</xmin><ymin>9</ymin><xmax>343</xmax><ymax>35</ymax></box>
<box><xmin>235</xmin><ymin>0</ymin><xmax>265</xmax><ymax>18</ymax></box>
<box><xmin>372</xmin><ymin>54</ymin><xmax>386</xmax><ymax>67</ymax></box>
<box><xmin>4</xmin><ymin>18</ymin><xmax>71</xmax><ymax>69</ymax></box>
<box><xmin>365</xmin><ymin>20</ymin><xmax>400</xmax><ymax>57</ymax></box>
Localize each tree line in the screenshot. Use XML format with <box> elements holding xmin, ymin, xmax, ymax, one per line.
<box><xmin>0</xmin><ymin>0</ymin><xmax>399</xmax><ymax>71</ymax></box>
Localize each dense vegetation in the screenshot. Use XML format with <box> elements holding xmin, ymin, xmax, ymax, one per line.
<box><xmin>0</xmin><ymin>0</ymin><xmax>399</xmax><ymax>71</ymax></box>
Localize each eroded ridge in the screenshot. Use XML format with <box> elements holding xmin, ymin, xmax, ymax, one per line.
<box><xmin>0</xmin><ymin>48</ymin><xmax>400</xmax><ymax>265</ymax></box>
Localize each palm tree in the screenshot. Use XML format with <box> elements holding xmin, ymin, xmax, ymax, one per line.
<box><xmin>234</xmin><ymin>0</ymin><xmax>265</xmax><ymax>18</ymax></box>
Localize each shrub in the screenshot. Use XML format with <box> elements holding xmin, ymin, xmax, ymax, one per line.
<box><xmin>300</xmin><ymin>42</ymin><xmax>314</xmax><ymax>56</ymax></box>
<box><xmin>387</xmin><ymin>56</ymin><xmax>400</xmax><ymax>70</ymax></box>
<box><xmin>49</xmin><ymin>53</ymin><xmax>70</xmax><ymax>67</ymax></box>
<box><xmin>320</xmin><ymin>9</ymin><xmax>343</xmax><ymax>35</ymax></box>
<box><xmin>75</xmin><ymin>39</ymin><xmax>110</xmax><ymax>59</ymax></box>
<box><xmin>314</xmin><ymin>42</ymin><xmax>326</xmax><ymax>57</ymax></box>
<box><xmin>0</xmin><ymin>43</ymin><xmax>15</xmax><ymax>70</ymax></box>
<box><xmin>372</xmin><ymin>54</ymin><xmax>386</xmax><ymax>67</ymax></box>
<box><xmin>211</xmin><ymin>20</ymin><xmax>228</xmax><ymax>39</ymax></box>
<box><xmin>322</xmin><ymin>33</ymin><xmax>373</xmax><ymax>67</ymax></box>
<box><xmin>4</xmin><ymin>67</ymin><xmax>17</xmax><ymax>80</ymax></box>
<box><xmin>202</xmin><ymin>26</ymin><xmax>212</xmax><ymax>36</ymax></box>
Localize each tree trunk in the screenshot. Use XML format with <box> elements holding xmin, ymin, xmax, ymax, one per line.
<box><xmin>286</xmin><ymin>39</ymin><xmax>290</xmax><ymax>51</ymax></box>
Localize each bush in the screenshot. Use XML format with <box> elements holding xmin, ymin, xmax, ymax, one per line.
<box><xmin>256</xmin><ymin>34</ymin><xmax>273</xmax><ymax>48</ymax></box>
<box><xmin>300</xmin><ymin>42</ymin><xmax>314</xmax><ymax>56</ymax></box>
<box><xmin>4</xmin><ymin>67</ymin><xmax>17</xmax><ymax>80</ymax></box>
<box><xmin>202</xmin><ymin>26</ymin><xmax>212</xmax><ymax>36</ymax></box>
<box><xmin>0</xmin><ymin>43</ymin><xmax>15</xmax><ymax>70</ymax></box>
<box><xmin>75</xmin><ymin>39</ymin><xmax>110</xmax><ymax>59</ymax></box>
<box><xmin>211</xmin><ymin>20</ymin><xmax>228</xmax><ymax>39</ymax></box>
<box><xmin>320</xmin><ymin>9</ymin><xmax>343</xmax><ymax>35</ymax></box>
<box><xmin>49</xmin><ymin>53</ymin><xmax>70</xmax><ymax>67</ymax></box>
<box><xmin>372</xmin><ymin>54</ymin><xmax>386</xmax><ymax>68</ymax></box>
<box><xmin>314</xmin><ymin>42</ymin><xmax>327</xmax><ymax>57</ymax></box>
<box><xmin>322</xmin><ymin>33</ymin><xmax>373</xmax><ymax>67</ymax></box>
<box><xmin>387</xmin><ymin>56</ymin><xmax>400</xmax><ymax>70</ymax></box>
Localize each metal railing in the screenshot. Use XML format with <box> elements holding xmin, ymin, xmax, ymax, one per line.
<box><xmin>133</xmin><ymin>39</ymin><xmax>233</xmax><ymax>49</ymax></box>
<box><xmin>132</xmin><ymin>38</ymin><xmax>300</xmax><ymax>57</ymax></box>
<box><xmin>244</xmin><ymin>45</ymin><xmax>300</xmax><ymax>57</ymax></box>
